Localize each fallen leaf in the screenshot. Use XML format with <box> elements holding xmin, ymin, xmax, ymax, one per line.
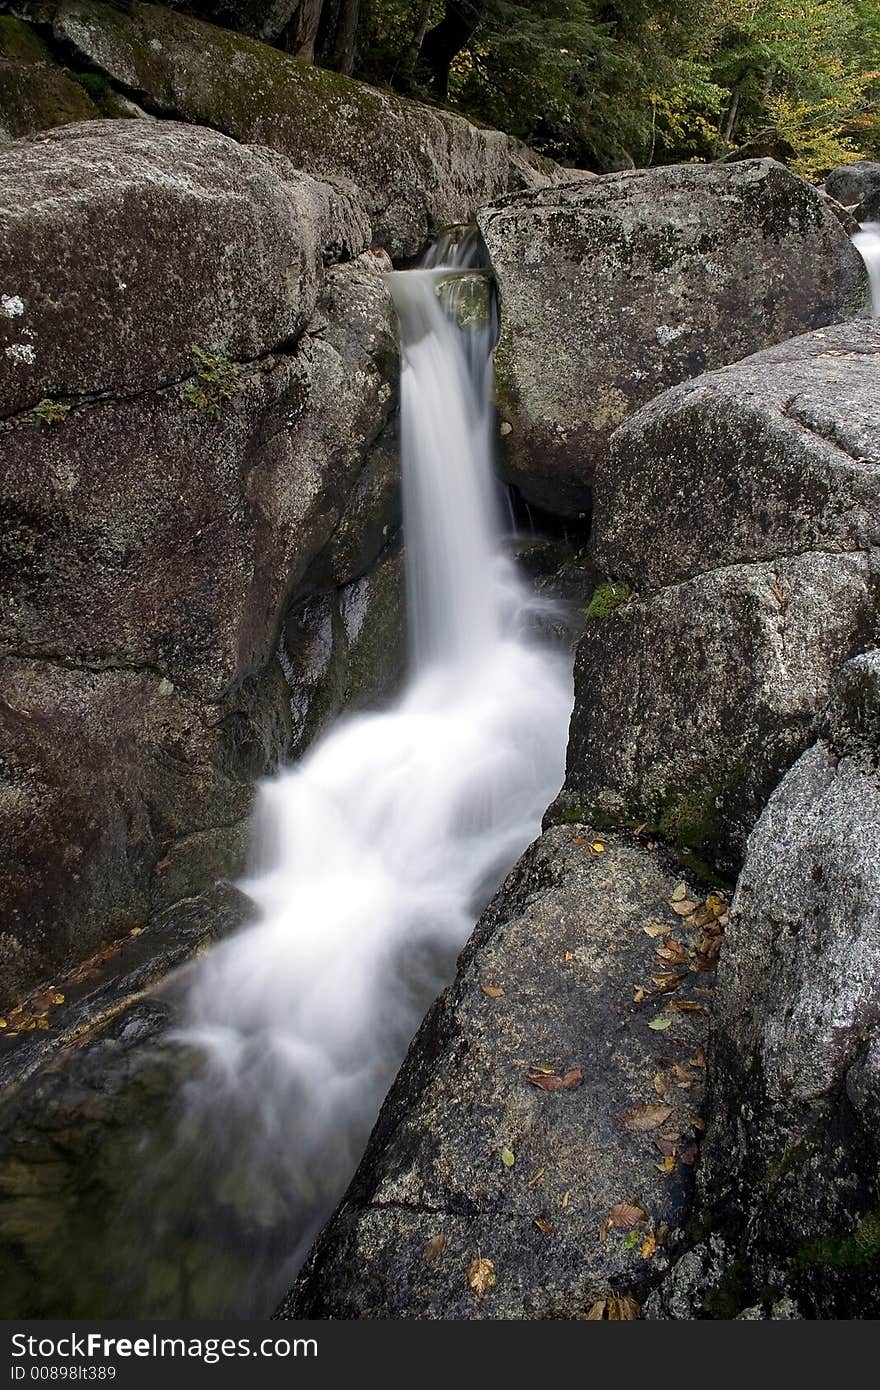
<box><xmin>526</xmin><ymin>1067</ymin><xmax>583</xmax><ymax>1091</ymax></box>
<box><xmin>640</xmin><ymin>1233</ymin><xmax>657</xmax><ymax>1259</ymax></box>
<box><xmin>564</xmin><ymin>951</ymin><xmax>575</xmax><ymax>963</ymax></box>
<box><xmin>466</xmin><ymin>1258</ymin><xmax>496</xmax><ymax>1298</ymax></box>
<box><xmin>608</xmin><ymin>1202</ymin><xmax>646</xmax><ymax>1228</ymax></box>
<box><xmin>528</xmin><ymin>1063</ymin><xmax>556</xmax><ymax>1075</ymax></box>
<box><xmin>643</xmin><ymin>923</ymin><xmax>669</xmax><ymax>938</ymax></box>
<box><xmin>689</xmin><ymin>1116</ymin><xmax>706</xmax><ymax>1132</ymax></box>
<box><xmin>671</xmin><ymin>899</ymin><xmax>700</xmax><ymax>917</ymax></box>
<box><xmin>653</xmin><ymin>1071</ymin><xmax>669</xmax><ymax>1095</ymax></box>
<box><xmin>128</xmin><ymin>927</ymin><xmax>143</xmax><ymax>937</ymax></box>
<box><xmin>653</xmin><ymin>1136</ymin><xmax>677</xmax><ymax>1157</ymax></box>
<box><xmin>679</xmin><ymin>1145</ymin><xmax>699</xmax><ymax>1166</ymax></box>
<box><xmin>670</xmin><ymin>1000</ymin><xmax>708</xmax><ymax>1015</ymax></box>
<box><xmin>481</xmin><ymin>984</ymin><xmax>505</xmax><ymax>998</ymax></box>
<box><xmin>584</xmin><ymin>1297</ymin><xmax>640</xmax><ymax>1320</ymax></box>
<box><xmin>562</xmin><ymin>1191</ymin><xmax>571</xmax><ymax>1209</ymax></box>
<box><xmin>670</xmin><ymin>881</ymin><xmax>688</xmax><ymax>903</ymax></box>
<box><xmin>652</xmin><ymin>971</ymin><xmax>686</xmax><ymax>993</ymax></box>
<box><xmin>534</xmin><ymin>1218</ymin><xmax>555</xmax><ymax>1235</ymax></box>
<box><xmin>633</xmin><ymin>986</ymin><xmax>646</xmax><ymax>1004</ymax></box>
<box><xmin>623</xmin><ymin>1229</ymin><xmax>640</xmax><ymax>1250</ymax></box>
<box><xmin>501</xmin><ymin>1146</ymin><xmax>515</xmax><ymax>1168</ymax></box>
<box><xmin>623</xmin><ymin>1103</ymin><xmax>673</xmax><ymax>1132</ymax></box>
<box><xmin>648</xmin><ymin>1015</ymin><xmax>672</xmax><ymax>1031</ymax></box>
<box><xmin>591</xmin><ymin>842</ymin><xmax>605</xmax><ymax>854</ymax></box>
<box><xmin>423</xmin><ymin>1233</ymin><xmax>447</xmax><ymax>1263</ymax></box>
<box><xmin>655</xmin><ymin>1154</ymin><xmax>676</xmax><ymax>1174</ymax></box>
<box><xmin>0</xmin><ymin>1019</ymin><xmax>6</xmax><ymax>1029</ymax></box>
<box><xmin>156</xmin><ymin>858</ymin><xmax>171</xmax><ymax>871</ymax></box>
<box><xmin>528</xmin><ymin>1167</ymin><xmax>546</xmax><ymax>1188</ymax></box>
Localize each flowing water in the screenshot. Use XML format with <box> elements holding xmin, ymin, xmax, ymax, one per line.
<box><xmin>854</xmin><ymin>223</ymin><xmax>880</xmax><ymax>317</ymax></box>
<box><xmin>0</xmin><ymin>238</ymin><xmax>573</xmax><ymax>1318</ymax></box>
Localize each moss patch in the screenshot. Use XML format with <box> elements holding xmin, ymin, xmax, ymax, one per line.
<box><xmin>796</xmin><ymin>1211</ymin><xmax>880</xmax><ymax>1272</ymax></box>
<box><xmin>182</xmin><ymin>346</ymin><xmax>239</xmax><ymax>417</ymax></box>
<box><xmin>0</xmin><ymin>15</ymin><xmax>52</xmax><ymax>65</ymax></box>
<box><xmin>586</xmin><ymin>580</ymin><xmax>630</xmax><ymax>621</ymax></box>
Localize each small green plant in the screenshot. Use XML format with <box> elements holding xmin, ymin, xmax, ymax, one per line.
<box><xmin>32</xmin><ymin>398</ymin><xmax>70</xmax><ymax>427</ymax></box>
<box><xmin>586</xmin><ymin>581</ymin><xmax>630</xmax><ymax>621</ymax></box>
<box><xmin>182</xmin><ymin>345</ymin><xmax>239</xmax><ymax>417</ymax></box>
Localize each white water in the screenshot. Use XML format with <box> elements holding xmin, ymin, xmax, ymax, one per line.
<box><xmin>854</xmin><ymin>223</ymin><xmax>880</xmax><ymax>317</ymax></box>
<box><xmin>171</xmin><ymin>244</ymin><xmax>573</xmax><ymax>1309</ymax></box>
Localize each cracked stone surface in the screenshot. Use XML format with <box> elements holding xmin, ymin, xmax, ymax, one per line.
<box><xmin>477</xmin><ymin>160</ymin><xmax>868</xmax><ymax>517</ymax></box>
<box><xmin>553</xmin><ymin>319</ymin><xmax>880</xmax><ymax>874</ymax></box>
<box><xmin>283</xmin><ymin>827</ymin><xmax>716</xmax><ymax>1320</ymax></box>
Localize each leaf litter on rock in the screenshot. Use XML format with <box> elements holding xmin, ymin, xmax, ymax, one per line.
<box><xmin>466</xmin><ymin>1258</ymin><xmax>496</xmax><ymax>1298</ymax></box>
<box><xmin>623</xmin><ymin>1103</ymin><xmax>673</xmax><ymax>1132</ymax></box>
<box><xmin>423</xmin><ymin>1233</ymin><xmax>447</xmax><ymax>1263</ymax></box>
<box><xmin>584</xmin><ymin>1295</ymin><xmax>640</xmax><ymax>1320</ymax></box>
<box><xmin>526</xmin><ymin>1067</ymin><xmax>583</xmax><ymax>1091</ymax></box>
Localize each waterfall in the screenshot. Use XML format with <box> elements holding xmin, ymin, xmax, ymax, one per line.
<box><xmin>854</xmin><ymin>223</ymin><xmax>880</xmax><ymax>317</ymax></box>
<box><xmin>164</xmin><ymin>238</ymin><xmax>573</xmax><ymax>1312</ymax></box>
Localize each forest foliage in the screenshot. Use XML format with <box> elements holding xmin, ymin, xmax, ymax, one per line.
<box><xmin>312</xmin><ymin>0</ymin><xmax>880</xmax><ymax>179</ymax></box>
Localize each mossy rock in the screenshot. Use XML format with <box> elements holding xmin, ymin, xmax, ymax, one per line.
<box><xmin>0</xmin><ymin>59</ymin><xmax>99</xmax><ymax>140</ymax></box>
<box><xmin>0</xmin><ymin>14</ymin><xmax>54</xmax><ymax>63</ymax></box>
<box><xmin>585</xmin><ymin>579</ymin><xmax>629</xmax><ymax>620</ymax></box>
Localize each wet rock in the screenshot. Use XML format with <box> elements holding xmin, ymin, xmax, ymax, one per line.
<box><xmin>477</xmin><ymin>160</ymin><xmax>867</xmax><ymax>516</ymax></box>
<box><xmin>825</xmin><ymin>161</ymin><xmax>880</xmax><ymax>223</ymax></box>
<box><xmin>0</xmin><ymin>126</ymin><xmax>398</xmax><ymax>1006</ymax></box>
<box><xmin>553</xmin><ymin>320</ymin><xmax>880</xmax><ymax>873</ymax></box>
<box><xmin>283</xmin><ymin>827</ymin><xmax>717</xmax><ymax>1319</ymax></box>
<box><xmin>648</xmin><ymin>651</ymin><xmax>880</xmax><ymax>1319</ymax></box>
<box><xmin>46</xmin><ymin>0</ymin><xmax>558</xmax><ymax>258</ymax></box>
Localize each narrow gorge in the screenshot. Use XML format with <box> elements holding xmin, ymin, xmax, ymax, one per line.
<box><xmin>2</xmin><ymin>0</ymin><xmax>880</xmax><ymax>1325</ymax></box>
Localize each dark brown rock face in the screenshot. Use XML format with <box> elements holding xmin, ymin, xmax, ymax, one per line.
<box><xmin>477</xmin><ymin>160</ymin><xmax>868</xmax><ymax>517</ymax></box>
<box><xmin>0</xmin><ymin>123</ymin><xmax>401</xmax><ymax>1008</ymax></box>
<box><xmin>283</xmin><ymin>828</ymin><xmax>716</xmax><ymax>1319</ymax></box>
<box><xmin>554</xmin><ymin>320</ymin><xmax>880</xmax><ymax>875</ymax></box>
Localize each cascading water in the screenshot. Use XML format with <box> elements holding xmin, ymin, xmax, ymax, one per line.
<box><xmin>854</xmin><ymin>223</ymin><xmax>880</xmax><ymax>317</ymax></box>
<box><xmin>145</xmin><ymin>237</ymin><xmax>574</xmax><ymax>1313</ymax></box>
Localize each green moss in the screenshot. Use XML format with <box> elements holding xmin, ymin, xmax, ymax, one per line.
<box><xmin>656</xmin><ymin>782</ymin><xmax>722</xmax><ymax>852</ymax></box>
<box><xmin>704</xmin><ymin>1257</ymin><xmax>750</xmax><ymax>1319</ymax></box>
<box><xmin>182</xmin><ymin>346</ymin><xmax>239</xmax><ymax>417</ymax></box>
<box><xmin>71</xmin><ymin>71</ymin><xmax>111</xmax><ymax>100</ymax></box>
<box><xmin>586</xmin><ymin>580</ymin><xmax>630</xmax><ymax>621</ymax></box>
<box><xmin>0</xmin><ymin>62</ymin><xmax>99</xmax><ymax>137</ymax></box>
<box><xmin>32</xmin><ymin>398</ymin><xmax>71</xmax><ymax>427</ymax></box>
<box><xmin>0</xmin><ymin>15</ymin><xmax>52</xmax><ymax>65</ymax></box>
<box><xmin>795</xmin><ymin>1210</ymin><xmax>880</xmax><ymax>1271</ymax></box>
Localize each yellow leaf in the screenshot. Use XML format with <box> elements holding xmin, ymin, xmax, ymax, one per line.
<box><xmin>640</xmin><ymin>1233</ymin><xmax>657</xmax><ymax>1259</ymax></box>
<box><xmin>591</xmin><ymin>842</ymin><xmax>605</xmax><ymax>853</ymax></box>
<box><xmin>466</xmin><ymin>1258</ymin><xmax>496</xmax><ymax>1298</ymax></box>
<box><xmin>501</xmin><ymin>1146</ymin><xmax>515</xmax><ymax>1168</ymax></box>
<box><xmin>481</xmin><ymin>983</ymin><xmax>504</xmax><ymax>998</ymax></box>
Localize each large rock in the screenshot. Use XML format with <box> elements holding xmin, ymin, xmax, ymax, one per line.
<box><xmin>0</xmin><ymin>118</ymin><xmax>369</xmax><ymax>415</ymax></box>
<box><xmin>477</xmin><ymin>160</ymin><xmax>867</xmax><ymax>516</ymax></box>
<box><xmin>284</xmin><ymin>827</ymin><xmax>720</xmax><ymax>1320</ymax></box>
<box><xmin>592</xmin><ymin>320</ymin><xmax>880</xmax><ymax>593</ymax></box>
<box><xmin>37</xmin><ymin>0</ymin><xmax>557</xmax><ymax>258</ymax></box>
<box><xmin>825</xmin><ymin>161</ymin><xmax>880</xmax><ymax>222</ymax></box>
<box><xmin>0</xmin><ymin>16</ymin><xmax>100</xmax><ymax>140</ymax></box>
<box><xmin>648</xmin><ymin>652</ymin><xmax>880</xmax><ymax>1319</ymax></box>
<box><xmin>553</xmin><ymin>320</ymin><xmax>880</xmax><ymax>873</ymax></box>
<box><xmin>0</xmin><ymin>124</ymin><xmax>400</xmax><ymax>1008</ymax></box>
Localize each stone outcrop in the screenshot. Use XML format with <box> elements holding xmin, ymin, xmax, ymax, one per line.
<box><xmin>553</xmin><ymin>319</ymin><xmax>880</xmax><ymax>874</ymax></box>
<box><xmin>825</xmin><ymin>161</ymin><xmax>880</xmax><ymax>222</ymax></box>
<box><xmin>12</xmin><ymin>0</ymin><xmax>557</xmax><ymax>258</ymax></box>
<box><xmin>0</xmin><ymin>121</ymin><xmax>402</xmax><ymax>1008</ymax></box>
<box><xmin>648</xmin><ymin>651</ymin><xmax>880</xmax><ymax>1318</ymax></box>
<box><xmin>284</xmin><ymin>827</ymin><xmax>720</xmax><ymax>1319</ymax></box>
<box><xmin>477</xmin><ymin>159</ymin><xmax>868</xmax><ymax>516</ymax></box>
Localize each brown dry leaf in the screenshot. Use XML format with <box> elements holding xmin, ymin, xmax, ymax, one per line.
<box><xmin>528</xmin><ymin>1167</ymin><xmax>546</xmax><ymax>1188</ymax></box>
<box><xmin>156</xmin><ymin>857</ymin><xmax>171</xmax><ymax>871</ymax></box>
<box><xmin>608</xmin><ymin>1202</ymin><xmax>646</xmax><ymax>1229</ymax></box>
<box><xmin>128</xmin><ymin>927</ymin><xmax>143</xmax><ymax>938</ymax></box>
<box><xmin>679</xmin><ymin>1145</ymin><xmax>699</xmax><ymax>1166</ymax></box>
<box><xmin>655</xmin><ymin>1154</ymin><xmax>676</xmax><ymax>1174</ymax></box>
<box><xmin>671</xmin><ymin>899</ymin><xmax>700</xmax><ymax>917</ymax></box>
<box><xmin>652</xmin><ymin>971</ymin><xmax>686</xmax><ymax>994</ymax></box>
<box><xmin>640</xmin><ymin>1233</ymin><xmax>657</xmax><ymax>1259</ymax></box>
<box><xmin>689</xmin><ymin>1116</ymin><xmax>706</xmax><ymax>1132</ymax></box>
<box><xmin>529</xmin><ymin>1063</ymin><xmax>556</xmax><ymax>1075</ymax></box>
<box><xmin>526</xmin><ymin>1067</ymin><xmax>583</xmax><ymax>1091</ymax></box>
<box><xmin>466</xmin><ymin>1258</ymin><xmax>496</xmax><ymax>1298</ymax></box>
<box><xmin>562</xmin><ymin>1191</ymin><xmax>571</xmax><ymax>1209</ymax></box>
<box><xmin>584</xmin><ymin>1300</ymin><xmax>607</xmax><ymax>1319</ymax></box>
<box><xmin>670</xmin><ymin>881</ymin><xmax>688</xmax><ymax>903</ymax></box>
<box><xmin>771</xmin><ymin>581</ymin><xmax>785</xmax><ymax>604</ymax></box>
<box><xmin>656</xmin><ymin>1223</ymin><xmax>669</xmax><ymax>1246</ymax></box>
<box><xmin>623</xmin><ymin>1103</ymin><xmax>673</xmax><ymax>1133</ymax></box>
<box><xmin>423</xmin><ymin>1233</ymin><xmax>447</xmax><ymax>1263</ymax></box>
<box><xmin>481</xmin><ymin>984</ymin><xmax>505</xmax><ymax>998</ymax></box>
<box><xmin>564</xmin><ymin>951</ymin><xmax>575</xmax><ymax>962</ymax></box>
<box><xmin>633</xmin><ymin>986</ymin><xmax>646</xmax><ymax>1004</ymax></box>
<box><xmin>534</xmin><ymin>1218</ymin><xmax>555</xmax><ymax>1235</ymax></box>
<box><xmin>689</xmin><ymin>1045</ymin><xmax>706</xmax><ymax>1069</ymax></box>
<box><xmin>584</xmin><ymin>1296</ymin><xmax>640</xmax><ymax>1319</ymax></box>
<box><xmin>672</xmin><ymin>1063</ymin><xmax>695</xmax><ymax>1089</ymax></box>
<box><xmin>653</xmin><ymin>1136</ymin><xmax>677</xmax><ymax>1157</ymax></box>
<box><xmin>643</xmin><ymin>923</ymin><xmax>669</xmax><ymax>939</ymax></box>
<box><xmin>653</xmin><ymin>1071</ymin><xmax>669</xmax><ymax>1096</ymax></box>
<box><xmin>671</xmin><ymin>1000</ymin><xmax>708</xmax><ymax>1015</ymax></box>
<box><xmin>597</xmin><ymin>1217</ymin><xmax>612</xmax><ymax>1243</ymax></box>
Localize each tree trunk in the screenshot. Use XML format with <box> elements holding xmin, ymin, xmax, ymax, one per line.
<box><xmin>284</xmin><ymin>0</ymin><xmax>325</xmax><ymax>61</ymax></box>
<box><xmin>329</xmin><ymin>0</ymin><xmax>361</xmax><ymax>75</ymax></box>
<box><xmin>397</xmin><ymin>0</ymin><xmax>433</xmax><ymax>91</ymax></box>
<box><xmin>419</xmin><ymin>0</ymin><xmax>485</xmax><ymax>100</ymax></box>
